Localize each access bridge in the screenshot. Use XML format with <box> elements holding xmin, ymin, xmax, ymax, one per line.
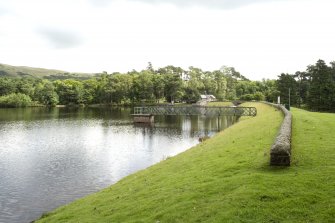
<box><xmin>132</xmin><ymin>105</ymin><xmax>257</xmax><ymax>123</ymax></box>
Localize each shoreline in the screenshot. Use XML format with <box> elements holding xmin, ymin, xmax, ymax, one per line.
<box><xmin>36</xmin><ymin>102</ymin><xmax>268</xmax><ymax>222</ymax></box>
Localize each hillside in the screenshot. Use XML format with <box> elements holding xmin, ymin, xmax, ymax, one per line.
<box><xmin>37</xmin><ymin>103</ymin><xmax>335</xmax><ymax>222</ymax></box>
<box><xmin>0</xmin><ymin>63</ymin><xmax>94</xmax><ymax>79</ymax></box>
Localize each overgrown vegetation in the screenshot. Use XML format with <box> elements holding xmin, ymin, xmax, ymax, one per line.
<box><xmin>36</xmin><ymin>103</ymin><xmax>335</xmax><ymax>222</ymax></box>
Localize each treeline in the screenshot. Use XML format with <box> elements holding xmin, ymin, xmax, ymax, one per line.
<box><xmin>0</xmin><ymin>65</ymin><xmax>277</xmax><ymax>107</ymax></box>
<box><xmin>1</xmin><ymin>60</ymin><xmax>334</xmax><ymax>111</ymax></box>
<box><xmin>277</xmin><ymin>59</ymin><xmax>335</xmax><ymax>112</ymax></box>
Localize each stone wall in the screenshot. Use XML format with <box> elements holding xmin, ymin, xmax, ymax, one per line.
<box><xmin>263</xmin><ymin>102</ymin><xmax>292</xmax><ymax>166</ymax></box>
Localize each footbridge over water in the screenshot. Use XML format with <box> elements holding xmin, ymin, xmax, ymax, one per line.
<box><xmin>132</xmin><ymin>106</ymin><xmax>257</xmax><ymax>123</ymax></box>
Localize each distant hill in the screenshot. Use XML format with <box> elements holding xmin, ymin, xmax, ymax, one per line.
<box><xmin>0</xmin><ymin>63</ymin><xmax>96</xmax><ymax>80</ymax></box>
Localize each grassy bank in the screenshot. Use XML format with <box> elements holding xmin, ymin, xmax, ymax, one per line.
<box><xmin>37</xmin><ymin>103</ymin><xmax>335</xmax><ymax>222</ymax></box>
<box><xmin>208</xmin><ymin>101</ymin><xmax>233</xmax><ymax>106</ymax></box>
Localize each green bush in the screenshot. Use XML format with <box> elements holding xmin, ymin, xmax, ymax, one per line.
<box><xmin>253</xmin><ymin>92</ymin><xmax>265</xmax><ymax>101</ymax></box>
<box><xmin>239</xmin><ymin>92</ymin><xmax>265</xmax><ymax>101</ymax></box>
<box><xmin>239</xmin><ymin>94</ymin><xmax>253</xmax><ymax>101</ymax></box>
<box><xmin>0</xmin><ymin>93</ymin><xmax>32</xmax><ymax>107</ymax></box>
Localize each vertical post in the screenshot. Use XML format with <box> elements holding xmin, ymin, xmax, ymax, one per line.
<box><xmin>288</xmin><ymin>88</ymin><xmax>291</xmax><ymax>110</ymax></box>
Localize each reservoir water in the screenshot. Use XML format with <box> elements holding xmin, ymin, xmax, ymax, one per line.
<box><xmin>0</xmin><ymin>107</ymin><xmax>236</xmax><ymax>223</ymax></box>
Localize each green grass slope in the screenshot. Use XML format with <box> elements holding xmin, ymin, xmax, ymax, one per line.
<box><xmin>208</xmin><ymin>101</ymin><xmax>233</xmax><ymax>106</ymax></box>
<box><xmin>37</xmin><ymin>103</ymin><xmax>335</xmax><ymax>222</ymax></box>
<box><xmin>0</xmin><ymin>63</ymin><xmax>93</xmax><ymax>79</ymax></box>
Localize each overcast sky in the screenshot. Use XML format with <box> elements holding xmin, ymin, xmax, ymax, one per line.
<box><xmin>0</xmin><ymin>0</ymin><xmax>334</xmax><ymax>80</ymax></box>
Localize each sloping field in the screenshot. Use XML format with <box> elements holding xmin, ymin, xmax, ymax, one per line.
<box><xmin>37</xmin><ymin>103</ymin><xmax>335</xmax><ymax>222</ymax></box>
<box><xmin>0</xmin><ymin>63</ymin><xmax>92</xmax><ymax>79</ymax></box>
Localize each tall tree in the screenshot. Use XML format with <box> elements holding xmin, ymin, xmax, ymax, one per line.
<box><xmin>307</xmin><ymin>60</ymin><xmax>333</xmax><ymax>111</ymax></box>
<box><xmin>212</xmin><ymin>70</ymin><xmax>227</xmax><ymax>100</ymax></box>
<box><xmin>220</xmin><ymin>66</ymin><xmax>238</xmax><ymax>100</ymax></box>
<box><xmin>152</xmin><ymin>74</ymin><xmax>165</xmax><ymax>103</ymax></box>
<box><xmin>133</xmin><ymin>71</ymin><xmax>154</xmax><ymax>102</ymax></box>
<box><xmin>35</xmin><ymin>80</ymin><xmax>59</xmax><ymax>106</ymax></box>
<box><xmin>82</xmin><ymin>78</ymin><xmax>99</xmax><ymax>104</ymax></box>
<box><xmin>294</xmin><ymin>71</ymin><xmax>310</xmax><ymax>106</ymax></box>
<box><xmin>277</xmin><ymin>73</ymin><xmax>298</xmax><ymax>106</ymax></box>
<box><xmin>164</xmin><ymin>74</ymin><xmax>183</xmax><ymax>103</ymax></box>
<box><xmin>54</xmin><ymin>79</ymin><xmax>84</xmax><ymax>105</ymax></box>
<box><xmin>261</xmin><ymin>79</ymin><xmax>279</xmax><ymax>103</ymax></box>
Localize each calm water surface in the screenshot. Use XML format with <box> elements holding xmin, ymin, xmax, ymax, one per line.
<box><xmin>0</xmin><ymin>107</ymin><xmax>236</xmax><ymax>223</ymax></box>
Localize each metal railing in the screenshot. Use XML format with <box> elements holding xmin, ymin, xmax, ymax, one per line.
<box><xmin>133</xmin><ymin>106</ymin><xmax>257</xmax><ymax>117</ymax></box>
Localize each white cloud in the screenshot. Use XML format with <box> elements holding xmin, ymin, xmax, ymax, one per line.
<box><xmin>37</xmin><ymin>28</ymin><xmax>83</xmax><ymax>49</ymax></box>
<box><xmin>0</xmin><ymin>0</ymin><xmax>334</xmax><ymax>80</ymax></box>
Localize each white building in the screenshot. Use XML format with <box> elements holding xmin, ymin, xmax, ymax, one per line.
<box><xmin>200</xmin><ymin>94</ymin><xmax>216</xmax><ymax>102</ymax></box>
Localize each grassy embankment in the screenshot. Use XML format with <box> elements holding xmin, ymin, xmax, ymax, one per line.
<box><xmin>208</xmin><ymin>101</ymin><xmax>233</xmax><ymax>106</ymax></box>
<box><xmin>37</xmin><ymin>103</ymin><xmax>335</xmax><ymax>222</ymax></box>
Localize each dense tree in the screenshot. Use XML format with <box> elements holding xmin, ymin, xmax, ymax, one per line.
<box><xmin>133</xmin><ymin>71</ymin><xmax>154</xmax><ymax>102</ymax></box>
<box><xmin>108</xmin><ymin>74</ymin><xmax>133</xmax><ymax>104</ymax></box>
<box><xmin>294</xmin><ymin>71</ymin><xmax>310</xmax><ymax>106</ymax></box>
<box><xmin>16</xmin><ymin>78</ymin><xmax>35</xmax><ymax>98</ymax></box>
<box><xmin>1</xmin><ymin>60</ymin><xmax>333</xmax><ymax>111</ymax></box>
<box><xmin>274</xmin><ymin>59</ymin><xmax>335</xmax><ymax>111</ymax></box>
<box><xmin>307</xmin><ymin>60</ymin><xmax>334</xmax><ymax>111</ymax></box>
<box><xmin>202</xmin><ymin>72</ymin><xmax>217</xmax><ymax>96</ymax></box>
<box><xmin>260</xmin><ymin>79</ymin><xmax>279</xmax><ymax>103</ymax></box>
<box><xmin>0</xmin><ymin>78</ymin><xmax>16</xmax><ymax>96</ymax></box>
<box><xmin>54</xmin><ymin>79</ymin><xmax>84</xmax><ymax>105</ymax></box>
<box><xmin>221</xmin><ymin>66</ymin><xmax>238</xmax><ymax>100</ymax></box>
<box><xmin>152</xmin><ymin>74</ymin><xmax>165</xmax><ymax>103</ymax></box>
<box><xmin>163</xmin><ymin>74</ymin><xmax>183</xmax><ymax>103</ymax></box>
<box><xmin>157</xmin><ymin>65</ymin><xmax>184</xmax><ymax>78</ymax></box>
<box><xmin>236</xmin><ymin>81</ymin><xmax>257</xmax><ymax>97</ymax></box>
<box><xmin>277</xmin><ymin>73</ymin><xmax>298</xmax><ymax>106</ymax></box>
<box><xmin>82</xmin><ymin>79</ymin><xmax>99</xmax><ymax>104</ymax></box>
<box><xmin>96</xmin><ymin>73</ymin><xmax>109</xmax><ymax>103</ymax></box>
<box><xmin>35</xmin><ymin>80</ymin><xmax>59</xmax><ymax>106</ymax></box>
<box><xmin>0</xmin><ymin>66</ymin><xmax>274</xmax><ymax>107</ymax></box>
<box><xmin>212</xmin><ymin>70</ymin><xmax>227</xmax><ymax>100</ymax></box>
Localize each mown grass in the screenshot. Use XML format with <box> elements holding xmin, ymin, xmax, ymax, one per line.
<box><xmin>37</xmin><ymin>103</ymin><xmax>335</xmax><ymax>222</ymax></box>
<box><xmin>208</xmin><ymin>101</ymin><xmax>233</xmax><ymax>107</ymax></box>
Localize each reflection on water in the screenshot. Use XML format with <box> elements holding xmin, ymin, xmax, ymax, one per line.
<box><xmin>0</xmin><ymin>107</ymin><xmax>237</xmax><ymax>223</ymax></box>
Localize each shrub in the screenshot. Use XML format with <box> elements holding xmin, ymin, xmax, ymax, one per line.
<box><xmin>239</xmin><ymin>92</ymin><xmax>265</xmax><ymax>101</ymax></box>
<box><xmin>0</xmin><ymin>93</ymin><xmax>32</xmax><ymax>107</ymax></box>
<box><xmin>253</xmin><ymin>92</ymin><xmax>265</xmax><ymax>101</ymax></box>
